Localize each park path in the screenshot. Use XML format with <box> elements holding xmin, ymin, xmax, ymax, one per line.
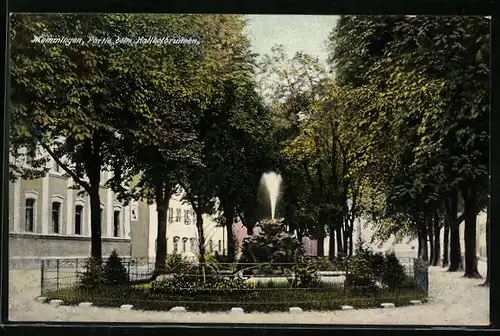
<box><xmin>8</xmin><ymin>261</ymin><xmax>488</xmax><ymax>325</ymax></box>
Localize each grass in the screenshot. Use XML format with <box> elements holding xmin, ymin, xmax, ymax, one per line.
<box><xmin>43</xmin><ymin>280</ymin><xmax>427</xmax><ymax>313</ymax></box>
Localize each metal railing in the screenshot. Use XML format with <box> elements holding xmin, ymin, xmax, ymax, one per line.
<box><xmin>40</xmin><ymin>256</ymin><xmax>428</xmax><ymax>296</ymax></box>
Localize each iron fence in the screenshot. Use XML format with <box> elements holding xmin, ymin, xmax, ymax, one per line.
<box><xmin>40</xmin><ymin>255</ymin><xmax>428</xmax><ymax>297</ymax></box>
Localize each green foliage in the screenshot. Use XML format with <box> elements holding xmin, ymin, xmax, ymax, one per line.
<box><xmin>382</xmin><ymin>252</ymin><xmax>406</xmax><ymax>289</ymax></box>
<box><xmin>79</xmin><ymin>258</ymin><xmax>104</xmax><ymax>289</ymax></box>
<box><xmin>150</xmin><ymin>273</ymin><xmax>254</xmax><ymax>297</ymax></box>
<box><xmin>312</xmin><ymin>257</ymin><xmax>339</xmax><ymax>271</ymax></box>
<box><xmin>102</xmin><ymin>250</ymin><xmax>130</xmax><ymax>285</ymax></box>
<box><xmin>238</xmin><ymin>220</ymin><xmax>304</xmax><ymax>264</ymax></box>
<box><xmin>345</xmin><ymin>252</ymin><xmax>378</xmax><ymax>294</ymax></box>
<box><xmin>326</xmin><ymin>16</ymin><xmax>490</xmax><ymax>250</ymax></box>
<box><xmin>289</xmin><ymin>258</ymin><xmax>320</xmax><ymax>288</ymax></box>
<box><xmin>346</xmin><ymin>243</ymin><xmax>407</xmax><ymax>292</ymax></box>
<box><xmin>162</xmin><ymin>254</ymin><xmax>196</xmax><ymax>274</ymax></box>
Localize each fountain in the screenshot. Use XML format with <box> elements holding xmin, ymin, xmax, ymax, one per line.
<box><xmin>261</xmin><ymin>171</ymin><xmax>282</xmax><ymax>221</ymax></box>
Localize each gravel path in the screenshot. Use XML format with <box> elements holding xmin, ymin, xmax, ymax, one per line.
<box><xmin>8</xmin><ymin>261</ymin><xmax>489</xmax><ymax>325</ymax></box>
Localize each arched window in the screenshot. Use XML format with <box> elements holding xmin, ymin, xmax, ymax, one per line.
<box><xmin>51</xmin><ymin>201</ymin><xmax>62</xmax><ymax>234</ymax></box>
<box><xmin>26</xmin><ymin>145</ymin><xmax>36</xmax><ymax>165</ymax></box>
<box><xmin>182</xmin><ymin>237</ymin><xmax>188</xmax><ymax>253</ymax></box>
<box><xmin>190</xmin><ymin>238</ymin><xmax>196</xmax><ymax>252</ymax></box>
<box><xmin>25</xmin><ymin>198</ymin><xmax>35</xmax><ymax>232</ymax></box>
<box><xmin>75</xmin><ymin>205</ymin><xmax>83</xmax><ymax>235</ymax></box>
<box><xmin>184</xmin><ymin>210</ymin><xmax>191</xmax><ymax>225</ymax></box>
<box><xmin>113</xmin><ymin>210</ymin><xmax>121</xmax><ymax>237</ymax></box>
<box><xmin>218</xmin><ymin>240</ymin><xmax>222</xmax><ymax>252</ymax></box>
<box><xmin>208</xmin><ymin>239</ymin><xmax>213</xmax><ymax>253</ymax></box>
<box><xmin>175</xmin><ymin>208</ymin><xmax>181</xmax><ymax>222</ymax></box>
<box><xmin>173</xmin><ymin>236</ymin><xmax>180</xmax><ymax>254</ymax></box>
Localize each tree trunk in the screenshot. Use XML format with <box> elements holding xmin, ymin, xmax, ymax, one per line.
<box><xmin>417</xmin><ymin>224</ymin><xmax>423</xmax><ymax>258</ymax></box>
<box><xmin>428</xmin><ymin>216</ymin><xmax>435</xmax><ymax>264</ymax></box>
<box><xmin>433</xmin><ymin>212</ymin><xmax>441</xmax><ymax>266</ymax></box>
<box><xmin>89</xmin><ymin>183</ymin><xmax>102</xmax><ymax>262</ymax></box>
<box><xmin>462</xmin><ymin>185</ymin><xmax>482</xmax><ymax>278</ymax></box>
<box><xmin>443</xmin><ymin>205</ymin><xmax>450</xmax><ymax>267</ymax></box>
<box><xmin>86</xmin><ymin>141</ymin><xmax>102</xmax><ymax>262</ymax></box>
<box><xmin>335</xmin><ymin>217</ymin><xmax>343</xmax><ymax>257</ymax></box>
<box><xmin>342</xmin><ymin>217</ymin><xmax>349</xmax><ymax>256</ymax></box>
<box><xmin>449</xmin><ymin>192</ymin><xmax>462</xmax><ymax>272</ymax></box>
<box><xmin>348</xmin><ymin>227</ymin><xmax>354</xmax><ymax>256</ymax></box>
<box><xmin>418</xmin><ymin>218</ymin><xmax>428</xmax><ymax>262</ymax></box>
<box><xmin>154</xmin><ymin>183</ymin><xmax>171</xmax><ymax>275</ymax></box>
<box><xmin>328</xmin><ymin>223</ymin><xmax>335</xmax><ymax>261</ymax></box>
<box><xmin>196</xmin><ymin>211</ymin><xmax>206</xmax><ymax>263</ymax></box>
<box><xmin>316</xmin><ymin>216</ymin><xmax>325</xmax><ymax>257</ymax></box>
<box><xmin>224</xmin><ymin>211</ymin><xmax>236</xmax><ymax>261</ymax></box>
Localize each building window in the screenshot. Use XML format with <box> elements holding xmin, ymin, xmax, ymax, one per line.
<box><xmin>75</xmin><ymin>205</ymin><xmax>83</xmax><ymax>235</ymax></box>
<box><xmin>176</xmin><ymin>208</ymin><xmax>181</xmax><ymax>222</ymax></box>
<box><xmin>184</xmin><ymin>210</ymin><xmax>191</xmax><ymax>225</ymax></box>
<box><xmin>208</xmin><ymin>239</ymin><xmax>213</xmax><ymax>253</ymax></box>
<box><xmin>168</xmin><ymin>207</ymin><xmax>173</xmax><ymax>223</ymax></box>
<box><xmin>182</xmin><ymin>237</ymin><xmax>188</xmax><ymax>253</ymax></box>
<box><xmin>113</xmin><ymin>210</ymin><xmax>120</xmax><ymax>237</ymax></box>
<box><xmin>218</xmin><ymin>240</ymin><xmax>222</xmax><ymax>252</ymax></box>
<box><xmin>173</xmin><ymin>236</ymin><xmax>180</xmax><ymax>254</ymax></box>
<box><xmin>53</xmin><ymin>159</ymin><xmax>60</xmax><ymax>173</ymax></box>
<box><xmin>100</xmin><ymin>208</ymin><xmax>105</xmax><ymax>235</ymax></box>
<box><xmin>166</xmin><ymin>237</ymin><xmax>168</xmax><ymax>253</ymax></box>
<box><xmin>26</xmin><ymin>145</ymin><xmax>36</xmax><ymax>165</ymax></box>
<box><xmin>25</xmin><ymin>198</ymin><xmax>35</xmax><ymax>232</ymax></box>
<box><xmin>52</xmin><ymin>201</ymin><xmax>61</xmax><ymax>234</ymax></box>
<box><xmin>190</xmin><ymin>238</ymin><xmax>196</xmax><ymax>252</ymax></box>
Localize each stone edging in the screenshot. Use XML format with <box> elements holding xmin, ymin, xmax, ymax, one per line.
<box><xmin>36</xmin><ymin>296</ymin><xmax>424</xmax><ymax>313</ymax></box>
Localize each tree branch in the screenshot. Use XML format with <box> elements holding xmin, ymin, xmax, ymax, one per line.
<box><xmin>38</xmin><ymin>141</ymin><xmax>91</xmax><ymax>192</ymax></box>
<box><xmin>21</xmin><ymin>115</ymin><xmax>91</xmax><ymax>192</ymax></box>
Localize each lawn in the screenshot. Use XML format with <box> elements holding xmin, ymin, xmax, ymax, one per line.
<box><xmin>44</xmin><ymin>280</ymin><xmax>427</xmax><ymax>312</ymax></box>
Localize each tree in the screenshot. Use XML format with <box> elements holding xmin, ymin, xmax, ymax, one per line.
<box><xmin>258</xmin><ymin>46</ymin><xmax>331</xmax><ymax>256</ymax></box>
<box><xmin>327</xmin><ymin>16</ymin><xmax>489</xmax><ymax>279</ymax></box>
<box><xmin>104</xmin><ymin>14</ymin><xmax>211</xmax><ymax>274</ymax></box>
<box><xmin>10</xmin><ymin>14</ymin><xmax>144</xmax><ymax>262</ymax></box>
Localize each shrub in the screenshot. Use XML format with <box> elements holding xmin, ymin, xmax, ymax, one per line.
<box><xmin>313</xmin><ymin>257</ymin><xmax>338</xmax><ymax>271</ymax></box>
<box><xmin>347</xmin><ymin>243</ymin><xmax>408</xmax><ymax>293</ymax></box>
<box><xmin>381</xmin><ymin>252</ymin><xmax>406</xmax><ymax>289</ymax></box>
<box><xmin>289</xmin><ymin>258</ymin><xmax>320</xmax><ymax>288</ymax></box>
<box><xmin>163</xmin><ymin>254</ymin><xmax>195</xmax><ymax>274</ymax></box>
<box><xmin>370</xmin><ymin>252</ymin><xmax>386</xmax><ymax>279</ymax></box>
<box><xmin>345</xmin><ymin>254</ymin><xmax>377</xmax><ymax>293</ymax></box>
<box><xmin>103</xmin><ymin>250</ymin><xmax>130</xmax><ymax>285</ymax></box>
<box><xmin>79</xmin><ymin>257</ymin><xmax>104</xmax><ymax>289</ymax></box>
<box><xmin>150</xmin><ymin>272</ymin><xmax>254</xmax><ymax>297</ymax></box>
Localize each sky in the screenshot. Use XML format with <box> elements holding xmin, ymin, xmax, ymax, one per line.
<box><xmin>245</xmin><ymin>15</ymin><xmax>339</xmax><ymax>64</ymax></box>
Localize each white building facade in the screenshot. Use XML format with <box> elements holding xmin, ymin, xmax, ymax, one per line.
<box><xmin>147</xmin><ymin>190</ymin><xmax>227</xmax><ymax>261</ymax></box>
<box><xmin>9</xmin><ymin>145</ymin><xmax>228</xmax><ymax>266</ymax></box>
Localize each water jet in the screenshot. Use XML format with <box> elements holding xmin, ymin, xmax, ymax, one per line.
<box><xmin>260</xmin><ymin>172</ymin><xmax>282</xmax><ymax>221</ymax></box>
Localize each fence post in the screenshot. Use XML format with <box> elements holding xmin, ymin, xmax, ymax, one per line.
<box><xmin>40</xmin><ymin>260</ymin><xmax>45</xmax><ymax>296</ymax></box>
<box><xmin>56</xmin><ymin>259</ymin><xmax>60</xmax><ymax>290</ymax></box>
